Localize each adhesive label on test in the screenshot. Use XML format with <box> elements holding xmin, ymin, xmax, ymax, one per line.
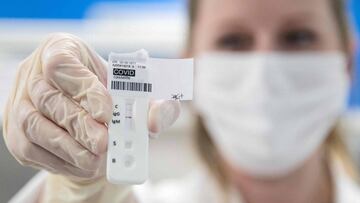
<box><xmin>107</xmin><ymin>49</ymin><xmax>193</xmax><ymax>185</ymax></box>
<box><xmin>108</xmin><ymin>49</ymin><xmax>193</xmax><ymax>100</ymax></box>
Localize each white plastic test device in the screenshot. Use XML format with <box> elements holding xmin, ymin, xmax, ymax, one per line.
<box><xmin>107</xmin><ymin>50</ymin><xmax>193</xmax><ymax>184</ymax></box>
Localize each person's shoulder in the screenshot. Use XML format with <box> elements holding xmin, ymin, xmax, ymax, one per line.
<box><xmin>133</xmin><ymin>168</ymin><xmax>211</xmax><ymax>203</ymax></box>
<box><xmin>333</xmin><ymin>160</ymin><xmax>360</xmax><ymax>203</ymax></box>
<box><xmin>336</xmin><ymin>175</ymin><xmax>360</xmax><ymax>203</ymax></box>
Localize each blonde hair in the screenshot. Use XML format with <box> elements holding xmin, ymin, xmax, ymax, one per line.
<box><xmin>188</xmin><ymin>0</ymin><xmax>358</xmax><ymax>189</ymax></box>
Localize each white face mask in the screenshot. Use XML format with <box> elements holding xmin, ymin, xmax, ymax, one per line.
<box><xmin>194</xmin><ymin>52</ymin><xmax>349</xmax><ymax>178</ymax></box>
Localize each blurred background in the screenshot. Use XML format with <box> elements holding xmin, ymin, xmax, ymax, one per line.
<box><xmin>0</xmin><ymin>0</ymin><xmax>359</xmax><ymax>202</ymax></box>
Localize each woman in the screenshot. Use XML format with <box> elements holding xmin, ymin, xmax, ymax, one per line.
<box><xmin>4</xmin><ymin>0</ymin><xmax>360</xmax><ymax>202</ymax></box>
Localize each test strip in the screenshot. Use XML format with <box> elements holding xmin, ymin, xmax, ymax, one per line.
<box><xmin>107</xmin><ymin>49</ymin><xmax>193</xmax><ymax>185</ymax></box>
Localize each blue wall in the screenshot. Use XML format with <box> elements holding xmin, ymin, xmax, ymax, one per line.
<box><xmin>349</xmin><ymin>0</ymin><xmax>360</xmax><ymax>107</ymax></box>
<box><xmin>0</xmin><ymin>0</ymin><xmax>177</xmax><ymax>19</ymax></box>
<box><xmin>0</xmin><ymin>0</ymin><xmax>359</xmax><ymax>106</ymax></box>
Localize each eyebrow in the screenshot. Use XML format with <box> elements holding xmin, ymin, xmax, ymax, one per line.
<box><xmin>280</xmin><ymin>12</ymin><xmax>320</xmax><ymax>28</ymax></box>
<box><xmin>218</xmin><ymin>10</ymin><xmax>318</xmax><ymax>28</ymax></box>
<box><xmin>212</xmin><ymin>17</ymin><xmax>253</xmax><ymax>32</ymax></box>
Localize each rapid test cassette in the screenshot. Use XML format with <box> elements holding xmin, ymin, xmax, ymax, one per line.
<box><xmin>107</xmin><ymin>49</ymin><xmax>193</xmax><ymax>184</ymax></box>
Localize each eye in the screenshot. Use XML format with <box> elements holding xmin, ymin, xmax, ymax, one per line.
<box><xmin>215</xmin><ymin>33</ymin><xmax>254</xmax><ymax>51</ymax></box>
<box><xmin>280</xmin><ymin>29</ymin><xmax>318</xmax><ymax>50</ymax></box>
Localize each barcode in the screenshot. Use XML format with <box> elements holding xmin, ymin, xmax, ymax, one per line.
<box><xmin>111</xmin><ymin>81</ymin><xmax>152</xmax><ymax>92</ymax></box>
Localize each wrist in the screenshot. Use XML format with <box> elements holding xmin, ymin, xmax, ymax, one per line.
<box><xmin>40</xmin><ymin>174</ymin><xmax>132</xmax><ymax>203</ymax></box>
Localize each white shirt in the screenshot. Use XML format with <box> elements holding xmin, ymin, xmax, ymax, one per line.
<box><xmin>9</xmin><ymin>161</ymin><xmax>360</xmax><ymax>203</ymax></box>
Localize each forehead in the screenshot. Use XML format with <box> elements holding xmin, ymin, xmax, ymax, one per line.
<box><xmin>197</xmin><ymin>0</ymin><xmax>333</xmax><ymax>26</ymax></box>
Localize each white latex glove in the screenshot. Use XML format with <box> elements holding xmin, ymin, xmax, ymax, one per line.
<box><xmin>3</xmin><ymin>33</ymin><xmax>180</xmax><ymax>202</ymax></box>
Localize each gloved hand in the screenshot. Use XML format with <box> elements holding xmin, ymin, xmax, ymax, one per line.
<box><xmin>2</xmin><ymin>33</ymin><xmax>180</xmax><ymax>202</ymax></box>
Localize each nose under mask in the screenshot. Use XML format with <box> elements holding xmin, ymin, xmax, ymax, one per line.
<box><xmin>194</xmin><ymin>52</ymin><xmax>349</xmax><ymax>178</ymax></box>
